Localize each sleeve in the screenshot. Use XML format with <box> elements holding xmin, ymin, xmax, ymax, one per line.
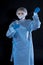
<box><xmin>30</xmin><ymin>13</ymin><xmax>41</xmax><ymax>32</ymax></box>
<box><xmin>6</xmin><ymin>21</ymin><xmax>16</xmax><ymax>38</ymax></box>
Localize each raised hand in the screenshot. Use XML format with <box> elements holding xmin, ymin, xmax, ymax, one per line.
<box><xmin>34</xmin><ymin>7</ymin><xmax>40</xmax><ymax>13</ymax></box>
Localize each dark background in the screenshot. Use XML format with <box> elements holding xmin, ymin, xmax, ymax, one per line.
<box><xmin>0</xmin><ymin>0</ymin><xmax>43</xmax><ymax>65</ymax></box>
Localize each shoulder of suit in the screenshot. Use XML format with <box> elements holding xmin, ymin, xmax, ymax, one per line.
<box><xmin>9</xmin><ymin>20</ymin><xmax>18</xmax><ymax>27</ymax></box>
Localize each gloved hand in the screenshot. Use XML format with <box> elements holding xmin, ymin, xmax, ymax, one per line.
<box><xmin>13</xmin><ymin>23</ymin><xmax>20</xmax><ymax>29</ymax></box>
<box><xmin>33</xmin><ymin>7</ymin><xmax>40</xmax><ymax>20</ymax></box>
<box><xmin>34</xmin><ymin>7</ymin><xmax>40</xmax><ymax>13</ymax></box>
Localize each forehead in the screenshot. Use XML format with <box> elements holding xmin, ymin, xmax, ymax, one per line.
<box><xmin>17</xmin><ymin>10</ymin><xmax>25</xmax><ymax>13</ymax></box>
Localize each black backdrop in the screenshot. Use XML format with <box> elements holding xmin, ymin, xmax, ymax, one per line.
<box><xmin>0</xmin><ymin>0</ymin><xmax>43</xmax><ymax>65</ymax></box>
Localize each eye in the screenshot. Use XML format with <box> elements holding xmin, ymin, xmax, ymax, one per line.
<box><xmin>18</xmin><ymin>13</ymin><xmax>24</xmax><ymax>15</ymax></box>
<box><xmin>21</xmin><ymin>13</ymin><xmax>24</xmax><ymax>15</ymax></box>
<box><xmin>18</xmin><ymin>13</ymin><xmax>20</xmax><ymax>15</ymax></box>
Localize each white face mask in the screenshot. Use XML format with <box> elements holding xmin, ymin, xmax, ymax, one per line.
<box><xmin>18</xmin><ymin>15</ymin><xmax>25</xmax><ymax>19</ymax></box>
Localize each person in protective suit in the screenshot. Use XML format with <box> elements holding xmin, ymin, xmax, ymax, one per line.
<box><xmin>6</xmin><ymin>7</ymin><xmax>41</xmax><ymax>65</ymax></box>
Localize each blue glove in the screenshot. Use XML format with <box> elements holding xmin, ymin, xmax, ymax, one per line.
<box><xmin>13</xmin><ymin>23</ymin><xmax>20</xmax><ymax>29</ymax></box>
<box><xmin>34</xmin><ymin>7</ymin><xmax>40</xmax><ymax>13</ymax></box>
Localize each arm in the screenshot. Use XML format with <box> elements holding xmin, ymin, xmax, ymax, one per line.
<box><xmin>6</xmin><ymin>21</ymin><xmax>16</xmax><ymax>38</ymax></box>
<box><xmin>30</xmin><ymin>7</ymin><xmax>41</xmax><ymax>32</ymax></box>
<box><xmin>31</xmin><ymin>13</ymin><xmax>41</xmax><ymax>31</ymax></box>
<box><xmin>6</xmin><ymin>20</ymin><xmax>20</xmax><ymax>38</ymax></box>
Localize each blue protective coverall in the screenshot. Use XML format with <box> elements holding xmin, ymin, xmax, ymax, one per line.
<box><xmin>6</xmin><ymin>14</ymin><xmax>41</xmax><ymax>65</ymax></box>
